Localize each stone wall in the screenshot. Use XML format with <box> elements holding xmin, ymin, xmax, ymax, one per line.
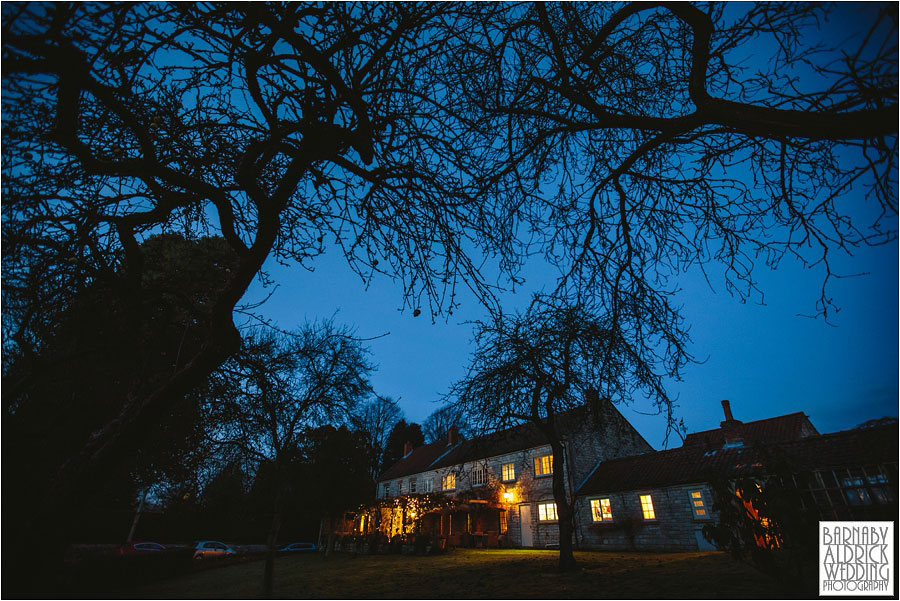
<box><xmin>576</xmin><ymin>483</ymin><xmax>717</xmax><ymax>551</ymax></box>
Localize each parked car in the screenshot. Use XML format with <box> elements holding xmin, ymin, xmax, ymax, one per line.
<box><xmin>278</xmin><ymin>542</ymin><xmax>317</xmax><ymax>553</ymax></box>
<box><xmin>192</xmin><ymin>540</ymin><xmax>237</xmax><ymax>560</ymax></box>
<box><xmin>118</xmin><ymin>541</ymin><xmax>167</xmax><ymax>556</ymax></box>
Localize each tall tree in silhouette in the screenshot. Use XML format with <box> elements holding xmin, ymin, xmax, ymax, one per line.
<box><xmin>204</xmin><ymin>321</ymin><xmax>373</xmax><ymax>597</ymax></box>
<box><xmin>422</xmin><ymin>405</ymin><xmax>470</xmax><ymax>444</ymax></box>
<box><xmin>382</xmin><ymin>420</ymin><xmax>425</xmax><ymax>473</ymax></box>
<box><xmin>352</xmin><ymin>396</ymin><xmax>403</xmax><ymax>479</ymax></box>
<box><xmin>451</xmin><ymin>295</ymin><xmax>683</xmax><ymax>572</ymax></box>
<box><xmin>3</xmin><ymin>233</ymin><xmax>236</xmax><ymax>591</ymax></box>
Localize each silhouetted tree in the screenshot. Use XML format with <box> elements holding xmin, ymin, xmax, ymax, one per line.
<box><xmin>451</xmin><ymin>296</ymin><xmax>682</xmax><ymax>571</ymax></box>
<box><xmin>205</xmin><ymin>321</ymin><xmax>373</xmax><ymax>597</ymax></box>
<box><xmin>301</xmin><ymin>425</ymin><xmax>374</xmax><ymax>554</ymax></box>
<box><xmin>702</xmin><ymin>450</ymin><xmax>820</xmax><ymax>597</ymax></box>
<box><xmin>2</xmin><ymin>3</ymin><xmax>895</xmax><ymax>591</ymax></box>
<box><xmin>382</xmin><ymin>420</ymin><xmax>425</xmax><ymax>473</ymax></box>
<box><xmin>422</xmin><ymin>405</ymin><xmax>470</xmax><ymax>444</ymax></box>
<box><xmin>351</xmin><ymin>397</ymin><xmax>403</xmax><ymax>479</ymax></box>
<box><xmin>3</xmin><ymin>233</ymin><xmax>236</xmax><ymax>591</ymax></box>
<box><xmin>201</xmin><ymin>460</ymin><xmax>249</xmax><ymax>539</ymax></box>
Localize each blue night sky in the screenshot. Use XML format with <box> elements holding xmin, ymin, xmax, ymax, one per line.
<box><xmin>241</xmin><ymin>3</ymin><xmax>898</xmax><ymax>450</ymax></box>
<box><xmin>242</xmin><ymin>230</ymin><xmax>897</xmax><ymax>450</ymax></box>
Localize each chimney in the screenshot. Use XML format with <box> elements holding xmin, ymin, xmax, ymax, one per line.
<box><xmin>721</xmin><ymin>399</ymin><xmax>736</xmax><ymax>423</ymax></box>
<box><xmin>719</xmin><ymin>400</ymin><xmax>744</xmax><ymax>446</ymax></box>
<box><xmin>447</xmin><ymin>426</ymin><xmax>458</xmax><ymax>446</ymax></box>
<box><xmin>403</xmin><ymin>441</ymin><xmax>413</xmax><ymax>457</ymax></box>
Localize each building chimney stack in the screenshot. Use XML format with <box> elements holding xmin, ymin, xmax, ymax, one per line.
<box><xmin>721</xmin><ymin>400</ymin><xmax>735</xmax><ymax>423</ymax></box>
<box><xmin>447</xmin><ymin>426</ymin><xmax>458</xmax><ymax>446</ymax></box>
<box><xmin>719</xmin><ymin>399</ymin><xmax>744</xmax><ymax>446</ymax></box>
<box><xmin>403</xmin><ymin>441</ymin><xmax>413</xmax><ymax>457</ymax></box>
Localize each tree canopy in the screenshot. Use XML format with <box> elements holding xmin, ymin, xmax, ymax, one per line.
<box><xmin>2</xmin><ymin>4</ymin><xmax>896</xmax><ymax>583</ymax></box>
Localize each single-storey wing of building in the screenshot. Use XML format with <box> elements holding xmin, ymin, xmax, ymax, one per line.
<box><xmin>574</xmin><ymin>401</ymin><xmax>898</xmax><ymax>551</ymax></box>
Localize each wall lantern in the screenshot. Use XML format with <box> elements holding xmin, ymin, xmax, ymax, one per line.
<box><xmin>503</xmin><ymin>490</ymin><xmax>514</xmax><ymax>503</ymax></box>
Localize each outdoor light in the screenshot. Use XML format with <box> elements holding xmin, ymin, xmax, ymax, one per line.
<box><xmin>503</xmin><ymin>490</ymin><xmax>514</xmax><ymax>502</ymax></box>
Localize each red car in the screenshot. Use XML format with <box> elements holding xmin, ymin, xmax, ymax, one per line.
<box><xmin>118</xmin><ymin>541</ymin><xmax>167</xmax><ymax>556</ymax></box>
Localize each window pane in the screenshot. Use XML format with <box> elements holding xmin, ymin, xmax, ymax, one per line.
<box><xmin>640</xmin><ymin>495</ymin><xmax>655</xmax><ymax>520</ymax></box>
<box><xmin>601</xmin><ymin>499</ymin><xmax>612</xmax><ymax>520</ymax></box>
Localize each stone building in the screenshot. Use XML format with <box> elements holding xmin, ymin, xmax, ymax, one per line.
<box><xmin>574</xmin><ymin>401</ymin><xmax>898</xmax><ymax>551</ymax></box>
<box><xmin>368</xmin><ymin>399</ymin><xmax>653</xmax><ymax>548</ymax></box>
<box><xmin>327</xmin><ymin>399</ymin><xmax>897</xmax><ymax>553</ymax></box>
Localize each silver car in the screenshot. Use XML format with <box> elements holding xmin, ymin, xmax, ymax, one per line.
<box><xmin>193</xmin><ymin>540</ymin><xmax>237</xmax><ymax>559</ymax></box>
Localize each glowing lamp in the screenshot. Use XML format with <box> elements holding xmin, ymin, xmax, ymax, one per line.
<box><xmin>503</xmin><ymin>491</ymin><xmax>514</xmax><ymax>502</ymax></box>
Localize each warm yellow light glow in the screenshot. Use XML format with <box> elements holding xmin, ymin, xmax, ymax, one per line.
<box><xmin>503</xmin><ymin>490</ymin><xmax>514</xmax><ymax>502</ymax></box>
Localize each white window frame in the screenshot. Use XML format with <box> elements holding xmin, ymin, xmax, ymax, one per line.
<box><xmin>590</xmin><ymin>498</ymin><xmax>613</xmax><ymax>522</ymax></box>
<box><xmin>501</xmin><ymin>462</ymin><xmax>516</xmax><ymax>482</ymax></box>
<box><xmin>397</xmin><ymin>480</ymin><xmax>402</xmax><ymax>494</ymax></box>
<box><xmin>383</xmin><ymin>483</ymin><xmax>391</xmax><ymax>498</ymax></box>
<box><xmin>639</xmin><ymin>493</ymin><xmax>656</xmax><ymax>521</ymax></box>
<box><xmin>472</xmin><ymin>464</ymin><xmax>488</xmax><ymax>486</ymax></box>
<box><xmin>689</xmin><ymin>489</ymin><xmax>709</xmax><ymax>519</ymax></box>
<box><xmin>424</xmin><ymin>477</ymin><xmax>434</xmax><ymax>493</ymax></box>
<box><xmin>534</xmin><ymin>454</ymin><xmax>553</xmax><ymax>477</ymax></box>
<box><xmin>537</xmin><ymin>502</ymin><xmax>558</xmax><ymax>521</ymax></box>
<box><xmin>409</xmin><ymin>477</ymin><xmax>417</xmax><ymax>493</ymax></box>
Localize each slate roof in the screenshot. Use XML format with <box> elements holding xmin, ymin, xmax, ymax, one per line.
<box><xmin>577</xmin><ymin>422</ymin><xmax>898</xmax><ymax>496</ymax></box>
<box><xmin>378</xmin><ymin>406</ymin><xmax>600</xmax><ymax>482</ymax></box>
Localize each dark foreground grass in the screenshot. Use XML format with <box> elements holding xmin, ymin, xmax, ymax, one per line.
<box><xmin>134</xmin><ymin>549</ymin><xmax>784</xmax><ymax>599</ymax></box>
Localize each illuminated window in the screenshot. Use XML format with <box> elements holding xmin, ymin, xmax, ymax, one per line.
<box><xmin>409</xmin><ymin>477</ymin><xmax>417</xmax><ymax>493</ymax></box>
<box><xmin>502</xmin><ymin>462</ymin><xmax>516</xmax><ymax>482</ymax></box>
<box><xmin>639</xmin><ymin>494</ymin><xmax>656</xmax><ymax>520</ymax></box>
<box><xmin>424</xmin><ymin>477</ymin><xmax>434</xmax><ymax>493</ymax></box>
<box><xmin>499</xmin><ymin>511</ymin><xmax>508</xmax><ymax>533</ymax></box>
<box><xmin>590</xmin><ymin>498</ymin><xmax>613</xmax><ymax>522</ymax></box>
<box><xmin>534</xmin><ymin>455</ymin><xmax>553</xmax><ymax>477</ymax></box>
<box><xmin>442</xmin><ymin>473</ymin><xmax>456</xmax><ymax>491</ymax></box>
<box><xmin>689</xmin><ymin>490</ymin><xmax>708</xmax><ymax>519</ymax></box>
<box><xmin>538</xmin><ymin>502</ymin><xmax>558</xmax><ymax>521</ymax></box>
<box><xmin>472</xmin><ymin>465</ymin><xmax>488</xmax><ymax>486</ymax></box>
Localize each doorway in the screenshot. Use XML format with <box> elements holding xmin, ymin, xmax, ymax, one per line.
<box><xmin>519</xmin><ymin>504</ymin><xmax>533</xmax><ymax>547</ymax></box>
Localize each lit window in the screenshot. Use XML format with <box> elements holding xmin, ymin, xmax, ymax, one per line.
<box><xmin>538</xmin><ymin>502</ymin><xmax>558</xmax><ymax>521</ymax></box>
<box><xmin>502</xmin><ymin>462</ymin><xmax>516</xmax><ymax>482</ymax></box>
<box><xmin>590</xmin><ymin>498</ymin><xmax>613</xmax><ymax>522</ymax></box>
<box><xmin>442</xmin><ymin>473</ymin><xmax>456</xmax><ymax>491</ymax></box>
<box><xmin>534</xmin><ymin>455</ymin><xmax>553</xmax><ymax>476</ymax></box>
<box><xmin>424</xmin><ymin>478</ymin><xmax>434</xmax><ymax>493</ymax></box>
<box><xmin>499</xmin><ymin>511</ymin><xmax>508</xmax><ymax>533</ymax></box>
<box><xmin>409</xmin><ymin>477</ymin><xmax>417</xmax><ymax>493</ymax></box>
<box><xmin>472</xmin><ymin>465</ymin><xmax>488</xmax><ymax>486</ymax></box>
<box><xmin>639</xmin><ymin>494</ymin><xmax>656</xmax><ymax>520</ymax></box>
<box><xmin>689</xmin><ymin>490</ymin><xmax>708</xmax><ymax>519</ymax></box>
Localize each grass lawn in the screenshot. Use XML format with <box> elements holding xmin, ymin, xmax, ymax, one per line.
<box><xmin>134</xmin><ymin>549</ymin><xmax>785</xmax><ymax>599</ymax></box>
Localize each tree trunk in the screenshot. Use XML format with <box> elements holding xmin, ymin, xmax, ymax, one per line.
<box><xmin>263</xmin><ymin>487</ymin><xmax>285</xmax><ymax>599</ymax></box>
<box><xmin>550</xmin><ymin>437</ymin><xmax>577</xmax><ymax>572</ymax></box>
